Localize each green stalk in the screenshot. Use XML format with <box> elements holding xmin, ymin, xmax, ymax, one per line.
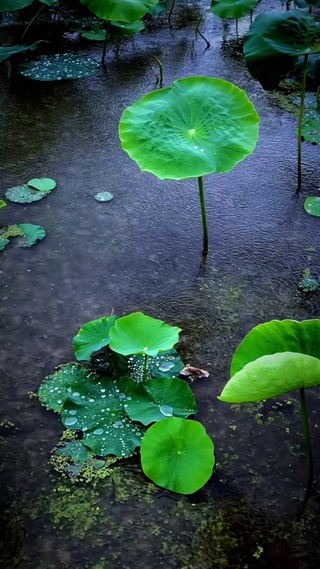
<box><xmin>195</xmin><ymin>19</ymin><xmax>210</xmax><ymax>49</ymax></box>
<box><xmin>143</xmin><ymin>353</ymin><xmax>148</xmax><ymax>382</ymax></box>
<box><xmin>197</xmin><ymin>176</ymin><xmax>209</xmax><ymax>256</ymax></box>
<box><xmin>154</xmin><ymin>56</ymin><xmax>164</xmax><ymax>87</ymax></box>
<box><xmin>299</xmin><ymin>387</ymin><xmax>313</xmax><ymax>491</ymax></box>
<box><xmin>297</xmin><ymin>53</ymin><xmax>309</xmax><ymax>192</ymax></box>
<box><xmin>20</xmin><ymin>3</ymin><xmax>46</xmax><ymax>42</ymax></box>
<box><xmin>168</xmin><ymin>0</ymin><xmax>176</xmax><ymax>29</ymax></box>
<box><xmin>102</xmin><ymin>22</ymin><xmax>111</xmax><ymax>68</ymax></box>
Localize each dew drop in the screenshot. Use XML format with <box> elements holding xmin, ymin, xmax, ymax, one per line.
<box><xmin>64</xmin><ymin>417</ymin><xmax>78</xmax><ymax>426</ymax></box>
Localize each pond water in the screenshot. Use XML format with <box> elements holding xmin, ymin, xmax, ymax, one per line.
<box><xmin>1</xmin><ymin>1</ymin><xmax>320</xmax><ymax>567</ymax></box>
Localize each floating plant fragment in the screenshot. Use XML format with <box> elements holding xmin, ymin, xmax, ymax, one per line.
<box><xmin>0</xmin><ymin>200</ymin><xmax>7</xmax><ymax>211</ymax></box>
<box><xmin>73</xmin><ymin>315</ymin><xmax>118</xmax><ymax>361</ymax></box>
<box><xmin>94</xmin><ymin>191</ymin><xmax>114</xmax><ymax>202</ymax></box>
<box><xmin>0</xmin><ymin>237</ymin><xmax>9</xmax><ymax>251</ymax></box>
<box><xmin>80</xmin><ymin>0</ymin><xmax>159</xmax><ymax>23</ymax></box>
<box><xmin>18</xmin><ymin>224</ymin><xmax>46</xmax><ymax>247</ymax></box>
<box><xmin>210</xmin><ymin>0</ymin><xmax>257</xmax><ymax>20</ymax></box>
<box><xmin>27</xmin><ymin>178</ymin><xmax>56</xmax><ymax>191</ymax></box>
<box><xmin>124</xmin><ymin>377</ymin><xmax>198</xmax><ymax>425</ymax></box>
<box><xmin>0</xmin><ymin>42</ymin><xmax>39</xmax><ymax>64</ymax></box>
<box><xmin>109</xmin><ymin>312</ymin><xmax>181</xmax><ymax>356</ymax></box>
<box><xmin>304</xmin><ymin>197</ymin><xmax>320</xmax><ymax>216</ymax></box>
<box><xmin>5</xmin><ymin>184</ymin><xmax>51</xmax><ymax>203</ymax></box>
<box><xmin>141</xmin><ymin>418</ymin><xmax>215</xmax><ymax>494</ymax></box>
<box><xmin>19</xmin><ymin>54</ymin><xmax>100</xmax><ymax>81</ymax></box>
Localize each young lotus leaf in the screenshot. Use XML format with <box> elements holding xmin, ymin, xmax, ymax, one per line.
<box><xmin>124</xmin><ymin>377</ymin><xmax>198</xmax><ymax>425</ymax></box>
<box><xmin>301</xmin><ymin>110</ymin><xmax>320</xmax><ymax>144</ymax></box>
<box><xmin>18</xmin><ymin>224</ymin><xmax>46</xmax><ymax>247</ymax></box>
<box><xmin>19</xmin><ymin>54</ymin><xmax>100</xmax><ymax>81</ymax></box>
<box><xmin>111</xmin><ymin>348</ymin><xmax>184</xmax><ymax>381</ymax></box>
<box><xmin>0</xmin><ymin>237</ymin><xmax>9</xmax><ymax>251</ymax></box>
<box><xmin>73</xmin><ymin>315</ymin><xmax>117</xmax><ymax>361</ymax></box>
<box><xmin>119</xmin><ymin>76</ymin><xmax>260</xmax><ymax>180</ymax></box>
<box><xmin>27</xmin><ymin>178</ymin><xmax>56</xmax><ymax>191</ymax></box>
<box><xmin>38</xmin><ymin>362</ymin><xmax>102</xmax><ymax>412</ymax></box>
<box><xmin>109</xmin><ymin>312</ymin><xmax>181</xmax><ymax>356</ymax></box>
<box><xmin>219</xmin><ymin>352</ymin><xmax>320</xmax><ymax>403</ymax></box>
<box><xmin>80</xmin><ymin>0</ymin><xmax>159</xmax><ymax>23</ymax></box>
<box><xmin>0</xmin><ymin>42</ymin><xmax>39</xmax><ymax>64</ymax></box>
<box><xmin>243</xmin><ymin>11</ymin><xmax>320</xmax><ymax>90</ymax></box>
<box><xmin>0</xmin><ymin>0</ymin><xmax>33</xmax><ymax>11</ymax></box>
<box><xmin>231</xmin><ymin>319</ymin><xmax>320</xmax><ymax>376</ymax></box>
<box><xmin>141</xmin><ymin>418</ymin><xmax>215</xmax><ymax>494</ymax></box>
<box><xmin>61</xmin><ymin>377</ymin><xmax>146</xmax><ymax>457</ymax></box>
<box><xmin>109</xmin><ymin>20</ymin><xmax>145</xmax><ymax>38</ymax></box>
<box><xmin>210</xmin><ymin>0</ymin><xmax>257</xmax><ymax>20</ymax></box>
<box><xmin>304</xmin><ymin>196</ymin><xmax>320</xmax><ymax>216</ymax></box>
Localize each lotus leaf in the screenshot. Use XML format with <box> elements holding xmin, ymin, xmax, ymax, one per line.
<box><xmin>80</xmin><ymin>0</ymin><xmax>159</xmax><ymax>23</ymax></box>
<box><xmin>38</xmin><ymin>363</ymin><xmax>102</xmax><ymax>412</ymax></box>
<box><xmin>0</xmin><ymin>42</ymin><xmax>39</xmax><ymax>64</ymax></box>
<box><xmin>109</xmin><ymin>312</ymin><xmax>181</xmax><ymax>356</ymax></box>
<box><xmin>148</xmin><ymin>0</ymin><xmax>167</xmax><ymax>15</ymax></box>
<box><xmin>0</xmin><ymin>237</ymin><xmax>9</xmax><ymax>251</ymax></box>
<box><xmin>124</xmin><ymin>377</ymin><xmax>198</xmax><ymax>425</ymax></box>
<box><xmin>52</xmin><ymin>440</ymin><xmax>107</xmax><ymax>477</ymax></box>
<box><xmin>119</xmin><ymin>76</ymin><xmax>259</xmax><ymax>180</ymax></box>
<box><xmin>5</xmin><ymin>184</ymin><xmax>51</xmax><ymax>203</ymax></box>
<box><xmin>111</xmin><ymin>348</ymin><xmax>184</xmax><ymax>381</ymax></box>
<box><xmin>61</xmin><ymin>377</ymin><xmax>146</xmax><ymax>456</ymax></box>
<box><xmin>304</xmin><ymin>197</ymin><xmax>320</xmax><ymax>216</ymax></box>
<box><xmin>73</xmin><ymin>315</ymin><xmax>118</xmax><ymax>361</ymax></box>
<box><xmin>231</xmin><ymin>319</ymin><xmax>320</xmax><ymax>376</ymax></box>
<box><xmin>219</xmin><ymin>352</ymin><xmax>320</xmax><ymax>403</ymax></box>
<box><xmin>243</xmin><ymin>11</ymin><xmax>320</xmax><ymax>90</ymax></box>
<box><xmin>19</xmin><ymin>54</ymin><xmax>100</xmax><ymax>81</ymax></box>
<box><xmin>0</xmin><ymin>0</ymin><xmax>33</xmax><ymax>11</ymax></box>
<box><xmin>81</xmin><ymin>25</ymin><xmax>106</xmax><ymax>40</ymax></box>
<box><xmin>109</xmin><ymin>20</ymin><xmax>145</xmax><ymax>38</ymax></box>
<box><xmin>301</xmin><ymin>109</ymin><xmax>320</xmax><ymax>144</ymax></box>
<box><xmin>18</xmin><ymin>224</ymin><xmax>46</xmax><ymax>247</ymax></box>
<box><xmin>141</xmin><ymin>418</ymin><xmax>215</xmax><ymax>494</ymax></box>
<box><xmin>210</xmin><ymin>0</ymin><xmax>257</xmax><ymax>20</ymax></box>
<box><xmin>94</xmin><ymin>191</ymin><xmax>113</xmax><ymax>201</ymax></box>
<box><xmin>27</xmin><ymin>178</ymin><xmax>56</xmax><ymax>191</ymax></box>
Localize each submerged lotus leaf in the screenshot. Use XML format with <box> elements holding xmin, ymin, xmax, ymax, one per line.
<box><xmin>119</xmin><ymin>76</ymin><xmax>259</xmax><ymax>180</ymax></box>
<box><xmin>61</xmin><ymin>377</ymin><xmax>146</xmax><ymax>457</ymax></box>
<box><xmin>219</xmin><ymin>352</ymin><xmax>320</xmax><ymax>403</ymax></box>
<box><xmin>231</xmin><ymin>319</ymin><xmax>320</xmax><ymax>376</ymax></box>
<box><xmin>211</xmin><ymin>0</ymin><xmax>257</xmax><ymax>20</ymax></box>
<box><xmin>0</xmin><ymin>0</ymin><xmax>33</xmax><ymax>12</ymax></box>
<box><xmin>301</xmin><ymin>109</ymin><xmax>320</xmax><ymax>144</ymax></box>
<box><xmin>141</xmin><ymin>418</ymin><xmax>215</xmax><ymax>494</ymax></box>
<box><xmin>0</xmin><ymin>237</ymin><xmax>9</xmax><ymax>251</ymax></box>
<box><xmin>52</xmin><ymin>440</ymin><xmax>107</xmax><ymax>477</ymax></box>
<box><xmin>73</xmin><ymin>315</ymin><xmax>118</xmax><ymax>361</ymax></box>
<box><xmin>5</xmin><ymin>184</ymin><xmax>50</xmax><ymax>203</ymax></box>
<box><xmin>19</xmin><ymin>54</ymin><xmax>100</xmax><ymax>81</ymax></box>
<box><xmin>111</xmin><ymin>348</ymin><xmax>184</xmax><ymax>381</ymax></box>
<box><xmin>244</xmin><ymin>11</ymin><xmax>320</xmax><ymax>90</ymax></box>
<box><xmin>109</xmin><ymin>312</ymin><xmax>181</xmax><ymax>356</ymax></box>
<box><xmin>18</xmin><ymin>224</ymin><xmax>46</xmax><ymax>247</ymax></box>
<box><xmin>80</xmin><ymin>0</ymin><xmax>159</xmax><ymax>23</ymax></box>
<box><xmin>304</xmin><ymin>196</ymin><xmax>320</xmax><ymax>216</ymax></box>
<box><xmin>0</xmin><ymin>42</ymin><xmax>39</xmax><ymax>64</ymax></box>
<box><xmin>38</xmin><ymin>362</ymin><xmax>102</xmax><ymax>412</ymax></box>
<box><xmin>109</xmin><ymin>20</ymin><xmax>145</xmax><ymax>38</ymax></box>
<box><xmin>124</xmin><ymin>377</ymin><xmax>198</xmax><ymax>425</ymax></box>
<box><xmin>27</xmin><ymin>178</ymin><xmax>56</xmax><ymax>191</ymax></box>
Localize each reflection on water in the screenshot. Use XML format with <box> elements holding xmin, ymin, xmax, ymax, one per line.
<box><xmin>1</xmin><ymin>0</ymin><xmax>320</xmax><ymax>567</ymax></box>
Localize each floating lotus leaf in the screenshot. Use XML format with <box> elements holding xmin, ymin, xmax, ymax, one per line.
<box><xmin>38</xmin><ymin>362</ymin><xmax>102</xmax><ymax>412</ymax></box>
<box><xmin>0</xmin><ymin>0</ymin><xmax>33</xmax><ymax>11</ymax></box>
<box><xmin>94</xmin><ymin>191</ymin><xmax>113</xmax><ymax>202</ymax></box>
<box><xmin>219</xmin><ymin>352</ymin><xmax>320</xmax><ymax>403</ymax></box>
<box><xmin>109</xmin><ymin>20</ymin><xmax>145</xmax><ymax>38</ymax></box>
<box><xmin>124</xmin><ymin>377</ymin><xmax>198</xmax><ymax>425</ymax></box>
<box><xmin>18</xmin><ymin>223</ymin><xmax>46</xmax><ymax>247</ymax></box>
<box><xmin>81</xmin><ymin>25</ymin><xmax>106</xmax><ymax>40</ymax></box>
<box><xmin>19</xmin><ymin>54</ymin><xmax>100</xmax><ymax>81</ymax></box>
<box><xmin>0</xmin><ymin>42</ymin><xmax>39</xmax><ymax>64</ymax></box>
<box><xmin>304</xmin><ymin>196</ymin><xmax>320</xmax><ymax>216</ymax></box>
<box><xmin>73</xmin><ymin>315</ymin><xmax>117</xmax><ymax>361</ymax></box>
<box><xmin>109</xmin><ymin>312</ymin><xmax>181</xmax><ymax>356</ymax></box>
<box><xmin>27</xmin><ymin>177</ymin><xmax>56</xmax><ymax>191</ymax></box>
<box><xmin>231</xmin><ymin>319</ymin><xmax>320</xmax><ymax>376</ymax></box>
<box><xmin>5</xmin><ymin>184</ymin><xmax>50</xmax><ymax>203</ymax></box>
<box><xmin>52</xmin><ymin>440</ymin><xmax>107</xmax><ymax>477</ymax></box>
<box><xmin>244</xmin><ymin>11</ymin><xmax>320</xmax><ymax>90</ymax></box>
<box><xmin>119</xmin><ymin>76</ymin><xmax>260</xmax><ymax>180</ymax></box>
<box><xmin>61</xmin><ymin>377</ymin><xmax>146</xmax><ymax>457</ymax></box>
<box><xmin>141</xmin><ymin>418</ymin><xmax>215</xmax><ymax>494</ymax></box>
<box><xmin>80</xmin><ymin>0</ymin><xmax>159</xmax><ymax>23</ymax></box>
<box><xmin>301</xmin><ymin>109</ymin><xmax>320</xmax><ymax>144</ymax></box>
<box><xmin>210</xmin><ymin>0</ymin><xmax>257</xmax><ymax>20</ymax></box>
<box><xmin>0</xmin><ymin>237</ymin><xmax>9</xmax><ymax>251</ymax></box>
<box><xmin>111</xmin><ymin>348</ymin><xmax>184</xmax><ymax>381</ymax></box>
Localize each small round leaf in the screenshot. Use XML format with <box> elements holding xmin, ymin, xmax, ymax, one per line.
<box><xmin>27</xmin><ymin>178</ymin><xmax>56</xmax><ymax>191</ymax></box>
<box><xmin>304</xmin><ymin>196</ymin><xmax>320</xmax><ymax>216</ymax></box>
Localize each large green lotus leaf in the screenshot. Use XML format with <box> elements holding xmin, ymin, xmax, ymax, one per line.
<box><xmin>109</xmin><ymin>312</ymin><xmax>181</xmax><ymax>356</ymax></box>
<box><xmin>80</xmin><ymin>0</ymin><xmax>159</xmax><ymax>23</ymax></box>
<box><xmin>243</xmin><ymin>11</ymin><xmax>320</xmax><ymax>90</ymax></box>
<box><xmin>141</xmin><ymin>418</ymin><xmax>215</xmax><ymax>494</ymax></box>
<box><xmin>220</xmin><ymin>352</ymin><xmax>320</xmax><ymax>403</ymax></box>
<box><xmin>5</xmin><ymin>184</ymin><xmax>51</xmax><ymax>203</ymax></box>
<box><xmin>124</xmin><ymin>377</ymin><xmax>198</xmax><ymax>425</ymax></box>
<box><xmin>301</xmin><ymin>109</ymin><xmax>320</xmax><ymax>144</ymax></box>
<box><xmin>119</xmin><ymin>77</ymin><xmax>260</xmax><ymax>180</ymax></box>
<box><xmin>27</xmin><ymin>178</ymin><xmax>56</xmax><ymax>191</ymax></box>
<box><xmin>0</xmin><ymin>0</ymin><xmax>33</xmax><ymax>12</ymax></box>
<box><xmin>111</xmin><ymin>348</ymin><xmax>184</xmax><ymax>381</ymax></box>
<box><xmin>19</xmin><ymin>54</ymin><xmax>100</xmax><ymax>81</ymax></box>
<box><xmin>73</xmin><ymin>316</ymin><xmax>118</xmax><ymax>361</ymax></box>
<box><xmin>61</xmin><ymin>377</ymin><xmax>146</xmax><ymax>457</ymax></box>
<box><xmin>0</xmin><ymin>42</ymin><xmax>39</xmax><ymax>64</ymax></box>
<box><xmin>109</xmin><ymin>20</ymin><xmax>145</xmax><ymax>38</ymax></box>
<box><xmin>18</xmin><ymin>224</ymin><xmax>46</xmax><ymax>247</ymax></box>
<box><xmin>210</xmin><ymin>0</ymin><xmax>257</xmax><ymax>20</ymax></box>
<box><xmin>231</xmin><ymin>319</ymin><xmax>320</xmax><ymax>376</ymax></box>
<box><xmin>38</xmin><ymin>362</ymin><xmax>102</xmax><ymax>412</ymax></box>
<box><xmin>304</xmin><ymin>196</ymin><xmax>320</xmax><ymax>216</ymax></box>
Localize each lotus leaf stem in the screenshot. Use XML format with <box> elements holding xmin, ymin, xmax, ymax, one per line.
<box><xmin>195</xmin><ymin>19</ymin><xmax>210</xmax><ymax>49</ymax></box>
<box><xmin>143</xmin><ymin>353</ymin><xmax>148</xmax><ymax>382</ymax></box>
<box><xmin>235</xmin><ymin>18</ymin><xmax>239</xmax><ymax>39</ymax></box>
<box><xmin>197</xmin><ymin>176</ymin><xmax>209</xmax><ymax>256</ymax></box>
<box><xmin>297</xmin><ymin>53</ymin><xmax>308</xmax><ymax>192</ymax></box>
<box><xmin>20</xmin><ymin>4</ymin><xmax>46</xmax><ymax>42</ymax></box>
<box><xmin>299</xmin><ymin>387</ymin><xmax>313</xmax><ymax>491</ymax></box>
<box><xmin>102</xmin><ymin>22</ymin><xmax>111</xmax><ymax>68</ymax></box>
<box><xmin>168</xmin><ymin>0</ymin><xmax>176</xmax><ymax>29</ymax></box>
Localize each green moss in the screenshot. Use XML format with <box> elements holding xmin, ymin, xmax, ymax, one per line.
<box><xmin>1</xmin><ymin>224</ymin><xmax>24</xmax><ymax>239</ymax></box>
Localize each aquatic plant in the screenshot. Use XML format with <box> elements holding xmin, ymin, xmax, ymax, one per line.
<box><xmin>119</xmin><ymin>76</ymin><xmax>259</xmax><ymax>256</ymax></box>
<box><xmin>5</xmin><ymin>177</ymin><xmax>56</xmax><ymax>203</ymax></box>
<box><xmin>19</xmin><ymin>53</ymin><xmax>100</xmax><ymax>80</ymax></box>
<box><xmin>73</xmin><ymin>315</ymin><xmax>117</xmax><ymax>361</ymax></box>
<box><xmin>243</xmin><ymin>10</ymin><xmax>320</xmax><ymax>191</ymax></box>
<box><xmin>210</xmin><ymin>0</ymin><xmax>257</xmax><ymax>38</ymax></box>
<box><xmin>219</xmin><ymin>319</ymin><xmax>320</xmax><ymax>489</ymax></box>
